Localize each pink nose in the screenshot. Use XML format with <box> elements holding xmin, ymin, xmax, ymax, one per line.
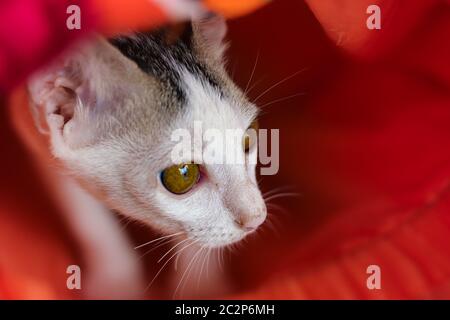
<box><xmin>234</xmin><ymin>210</ymin><xmax>266</xmax><ymax>231</ymax></box>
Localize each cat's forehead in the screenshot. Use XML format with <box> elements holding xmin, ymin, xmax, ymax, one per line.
<box><xmin>111</xmin><ymin>28</ymin><xmax>257</xmax><ymax>132</ymax></box>
<box><xmin>181</xmin><ymin>71</ymin><xmax>257</xmax><ymax>130</ymax></box>
<box><xmin>110</xmin><ymin>27</ymin><xmax>223</xmax><ymax>110</ymax></box>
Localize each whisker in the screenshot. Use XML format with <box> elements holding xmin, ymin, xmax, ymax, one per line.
<box><xmin>197</xmin><ymin>248</ymin><xmax>209</xmax><ymax>291</ymax></box>
<box><xmin>262</xmin><ymin>186</ymin><xmax>296</xmax><ymax>198</ymax></box>
<box><xmin>205</xmin><ymin>248</ymin><xmax>212</xmax><ymax>279</ymax></box>
<box><xmin>188</xmin><ymin>248</ymin><xmax>205</xmax><ymax>296</ymax></box>
<box><xmin>134</xmin><ymin>231</ymin><xmax>184</xmax><ymax>250</ymax></box>
<box><xmin>217</xmin><ymin>247</ymin><xmax>225</xmax><ymax>272</ymax></box>
<box><xmin>259</xmin><ymin>92</ymin><xmax>305</xmax><ymax>109</ymax></box>
<box><xmin>138</xmin><ymin>237</ymin><xmax>175</xmax><ymax>260</ymax></box>
<box><xmin>244</xmin><ymin>50</ymin><xmax>260</xmax><ymax>95</ymax></box>
<box><xmin>253</xmin><ymin>68</ymin><xmax>308</xmax><ymax>103</ymax></box>
<box><xmin>221</xmin><ymin>247</ymin><xmax>226</xmax><ymax>268</ymax></box>
<box><xmin>247</xmin><ymin>76</ymin><xmax>267</xmax><ymax>96</ymax></box>
<box><xmin>264</xmin><ymin>192</ymin><xmax>300</xmax><ymax>202</ymax></box>
<box><xmin>158</xmin><ymin>238</ymin><xmax>190</xmax><ymax>264</ymax></box>
<box><xmin>173</xmin><ymin>246</ymin><xmax>204</xmax><ymax>298</ymax></box>
<box><xmin>144</xmin><ymin>239</ymin><xmax>197</xmax><ymax>293</ymax></box>
<box><xmin>181</xmin><ymin>246</ymin><xmax>205</xmax><ymax>297</ymax></box>
<box><xmin>266</xmin><ymin>202</ymin><xmax>290</xmax><ymax>216</ymax></box>
<box><xmin>174</xmin><ymin>240</ymin><xmax>199</xmax><ymax>271</ymax></box>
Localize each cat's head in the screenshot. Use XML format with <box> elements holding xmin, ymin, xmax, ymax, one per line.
<box><xmin>27</xmin><ymin>16</ymin><xmax>267</xmax><ymax>248</ymax></box>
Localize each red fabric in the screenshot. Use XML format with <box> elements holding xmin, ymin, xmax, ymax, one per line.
<box><xmin>226</xmin><ymin>0</ymin><xmax>450</xmax><ymax>298</ymax></box>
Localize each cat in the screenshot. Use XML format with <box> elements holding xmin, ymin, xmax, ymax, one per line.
<box><xmin>25</xmin><ymin>15</ymin><xmax>267</xmax><ymax>298</ymax></box>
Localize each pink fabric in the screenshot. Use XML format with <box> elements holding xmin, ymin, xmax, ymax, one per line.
<box><xmin>0</xmin><ymin>0</ymin><xmax>95</xmax><ymax>93</ymax></box>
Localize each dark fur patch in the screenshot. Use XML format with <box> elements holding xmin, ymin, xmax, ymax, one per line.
<box><xmin>110</xmin><ymin>26</ymin><xmax>222</xmax><ymax>105</ymax></box>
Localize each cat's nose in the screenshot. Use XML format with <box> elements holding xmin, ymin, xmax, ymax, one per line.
<box><xmin>234</xmin><ymin>210</ymin><xmax>266</xmax><ymax>231</ymax></box>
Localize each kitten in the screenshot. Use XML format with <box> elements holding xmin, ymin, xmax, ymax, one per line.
<box><xmin>26</xmin><ymin>15</ymin><xmax>267</xmax><ymax>297</ymax></box>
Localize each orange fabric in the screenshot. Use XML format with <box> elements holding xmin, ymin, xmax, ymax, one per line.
<box><xmin>91</xmin><ymin>0</ymin><xmax>167</xmax><ymax>36</ymax></box>
<box><xmin>92</xmin><ymin>0</ymin><xmax>271</xmax><ymax>35</ymax></box>
<box><xmin>205</xmin><ymin>0</ymin><xmax>270</xmax><ymax>18</ymax></box>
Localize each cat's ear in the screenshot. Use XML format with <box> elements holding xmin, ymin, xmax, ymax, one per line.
<box><xmin>192</xmin><ymin>14</ymin><xmax>228</xmax><ymax>61</ymax></box>
<box><xmin>27</xmin><ymin>38</ymin><xmax>137</xmax><ymax>154</ymax></box>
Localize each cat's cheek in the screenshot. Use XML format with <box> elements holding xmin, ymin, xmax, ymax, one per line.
<box><xmin>147</xmin><ymin>171</ymin><xmax>159</xmax><ymax>189</ymax></box>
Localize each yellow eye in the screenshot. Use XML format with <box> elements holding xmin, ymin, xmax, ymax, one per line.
<box><xmin>244</xmin><ymin>119</ymin><xmax>259</xmax><ymax>152</ymax></box>
<box><xmin>161</xmin><ymin>163</ymin><xmax>200</xmax><ymax>194</ymax></box>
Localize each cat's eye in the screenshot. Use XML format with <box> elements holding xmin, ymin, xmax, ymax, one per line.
<box><xmin>160</xmin><ymin>163</ymin><xmax>200</xmax><ymax>194</ymax></box>
<box><xmin>244</xmin><ymin>120</ymin><xmax>259</xmax><ymax>152</ymax></box>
